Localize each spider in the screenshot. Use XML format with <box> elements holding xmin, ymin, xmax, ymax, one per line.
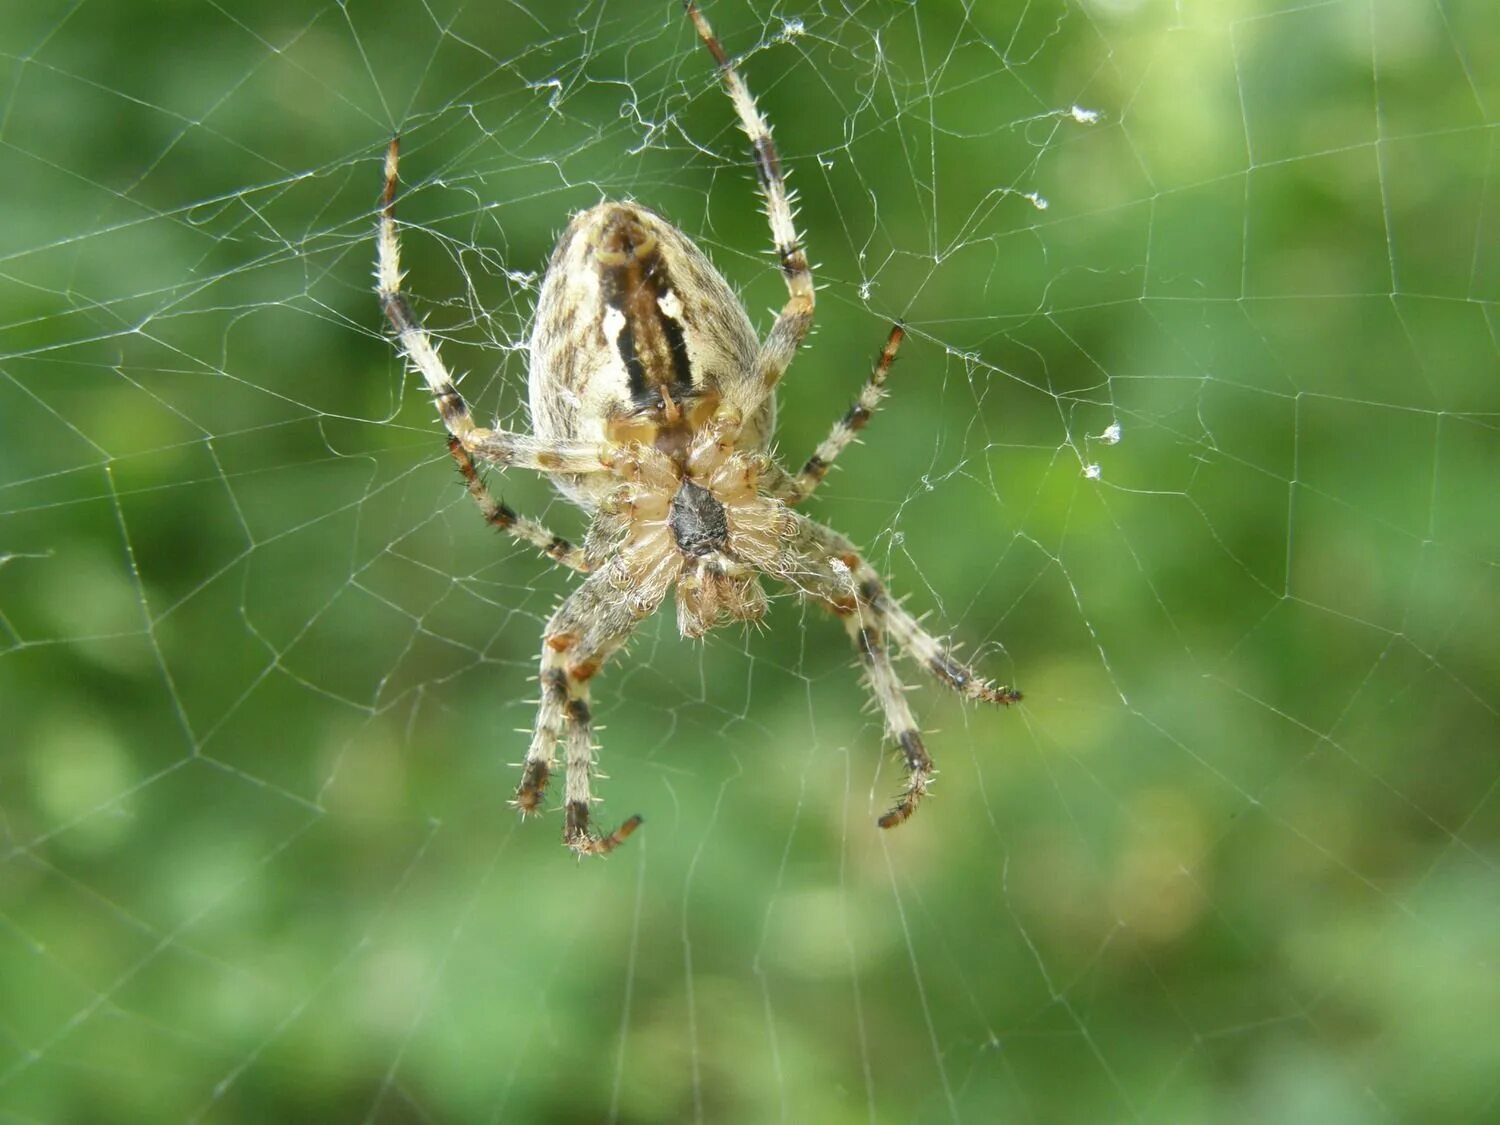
<box><xmin>375</xmin><ymin>1</ymin><xmax>1020</xmax><ymax>856</ymax></box>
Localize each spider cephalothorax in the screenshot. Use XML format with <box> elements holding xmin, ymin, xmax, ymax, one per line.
<box><xmin>377</xmin><ymin>1</ymin><xmax>1020</xmax><ymax>856</ymax></box>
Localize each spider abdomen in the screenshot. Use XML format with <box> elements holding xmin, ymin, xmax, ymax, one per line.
<box><xmin>528</xmin><ymin>202</ymin><xmax>772</xmax><ymax>505</ymax></box>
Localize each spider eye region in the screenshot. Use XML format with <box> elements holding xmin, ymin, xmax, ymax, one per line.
<box><xmin>668</xmin><ymin>479</ymin><xmax>729</xmax><ymax>557</ymax></box>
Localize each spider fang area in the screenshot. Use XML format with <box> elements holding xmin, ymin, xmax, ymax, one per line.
<box><xmin>668</xmin><ymin>480</ymin><xmax>730</xmax><ymax>557</ymax></box>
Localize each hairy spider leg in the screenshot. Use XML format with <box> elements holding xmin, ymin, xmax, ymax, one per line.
<box><xmin>842</xmin><ymin>603</ymin><xmax>935</xmax><ymax>827</ymax></box>
<box><xmin>684</xmin><ymin>2</ymin><xmax>814</xmax><ymax>427</ymax></box>
<box><xmin>515</xmin><ymin>558</ymin><xmax>659</xmax><ymax>855</ymax></box>
<box><xmin>448</xmin><ymin>439</ymin><xmax>594</xmax><ymax>573</ymax></box>
<box><xmin>765</xmin><ymin>511</ymin><xmax>1021</xmax><ymax>825</ymax></box>
<box><xmin>778</xmin><ymin>323</ymin><xmax>906</xmax><ymax>505</ymax></box>
<box><xmin>377</xmin><ymin>138</ymin><xmax>624</xmax><ymax>476</ymax></box>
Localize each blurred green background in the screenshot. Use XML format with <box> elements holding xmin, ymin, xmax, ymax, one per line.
<box><xmin>2</xmin><ymin>0</ymin><xmax>1496</xmax><ymax>1121</ymax></box>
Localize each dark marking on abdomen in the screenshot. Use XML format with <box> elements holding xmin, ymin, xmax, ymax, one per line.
<box><xmin>614</xmin><ymin>318</ymin><xmax>649</xmax><ymax>404</ymax></box>
<box><xmin>597</xmin><ymin>210</ymin><xmax>696</xmax><ymax>410</ymax></box>
<box><xmin>659</xmin><ymin>300</ymin><xmax>695</xmax><ymax>399</ymax></box>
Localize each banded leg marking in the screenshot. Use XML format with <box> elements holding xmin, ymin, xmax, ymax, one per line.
<box><xmin>377</xmin><ymin>137</ymin><xmax>622</xmax><ymax>476</ymax></box>
<box><xmin>782</xmin><ymin>323</ymin><xmax>905</xmax><ymax>505</ymax></box>
<box><xmin>843</xmin><ymin>609</ymin><xmax>935</xmax><ymax>829</ymax></box>
<box><xmin>513</xmin><ymin>567</ymin><xmax>648</xmax><ymax>855</ymax></box>
<box><xmin>448</xmin><ymin>438</ymin><xmax>591</xmax><ymax>574</ymax></box>
<box><xmin>684</xmin><ymin>2</ymin><xmax>815</xmax><ymax>418</ymax></box>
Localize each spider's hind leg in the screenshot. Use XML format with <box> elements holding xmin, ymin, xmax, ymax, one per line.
<box><xmin>873</xmin><ymin>582</ymin><xmax>1023</xmax><ymax>708</ymax></box>
<box><xmin>516</xmin><ymin>559</ymin><xmax>659</xmax><ymax>856</ymax></box>
<box><xmin>774</xmin><ymin>511</ymin><xmax>1021</xmax><ymax>828</ymax></box>
<box><xmin>852</xmin><ymin>568</ymin><xmax>1020</xmax><ymax>827</ymax></box>
<box><xmin>795</xmin><ymin>513</ymin><xmax>1022</xmax><ymax>707</ymax></box>
<box><xmin>840</xmin><ymin>606</ymin><xmax>934</xmax><ymax>829</ymax></box>
<box><xmin>560</xmin><ymin>672</ymin><xmax>642</xmax><ymax>856</ymax></box>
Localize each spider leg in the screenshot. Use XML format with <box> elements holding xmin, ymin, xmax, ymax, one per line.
<box><xmin>786</xmin><ymin>514</ymin><xmax>1022</xmax><ymax>706</ymax></box>
<box><xmin>521</xmin><ymin>640</ymin><xmax>642</xmax><ymax>856</ymax></box>
<box><xmin>867</xmin><ymin>578</ymin><xmax>1023</xmax><ymax>708</ymax></box>
<box><xmin>684</xmin><ymin>2</ymin><xmax>814</xmax><ymax>421</ymax></box>
<box><xmin>761</xmin><ymin>511</ymin><xmax>1019</xmax><ymax>825</ymax></box>
<box><xmin>514</xmin><ymin>558</ymin><xmax>660</xmax><ymax>855</ymax></box>
<box><xmin>775</xmin><ymin>324</ymin><xmax>904</xmax><ymax>505</ymax></box>
<box><xmin>560</xmin><ymin>664</ymin><xmax>640</xmax><ymax>856</ymax></box>
<box><xmin>448</xmin><ymin>438</ymin><xmax>591</xmax><ymax>574</ymax></box>
<box><xmin>841</xmin><ymin>602</ymin><xmax>934</xmax><ymax>829</ymax></box>
<box><xmin>376</xmin><ymin>138</ymin><xmax>623</xmax><ymax>476</ymax></box>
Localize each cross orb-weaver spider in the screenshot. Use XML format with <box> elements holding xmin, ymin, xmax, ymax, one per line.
<box><xmin>376</xmin><ymin>1</ymin><xmax>1020</xmax><ymax>856</ymax></box>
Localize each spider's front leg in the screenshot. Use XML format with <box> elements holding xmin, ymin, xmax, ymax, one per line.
<box><xmin>685</xmin><ymin>1</ymin><xmax>814</xmax><ymax>418</ymax></box>
<box><xmin>841</xmin><ymin>603</ymin><xmax>934</xmax><ymax>828</ymax></box>
<box><xmin>515</xmin><ymin>558</ymin><xmax>660</xmax><ymax>855</ymax></box>
<box><xmin>376</xmin><ymin>138</ymin><xmax>622</xmax><ymax>478</ymax></box>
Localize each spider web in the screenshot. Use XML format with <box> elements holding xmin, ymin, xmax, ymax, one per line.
<box><xmin>2</xmin><ymin>0</ymin><xmax>1497</xmax><ymax>1119</ymax></box>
